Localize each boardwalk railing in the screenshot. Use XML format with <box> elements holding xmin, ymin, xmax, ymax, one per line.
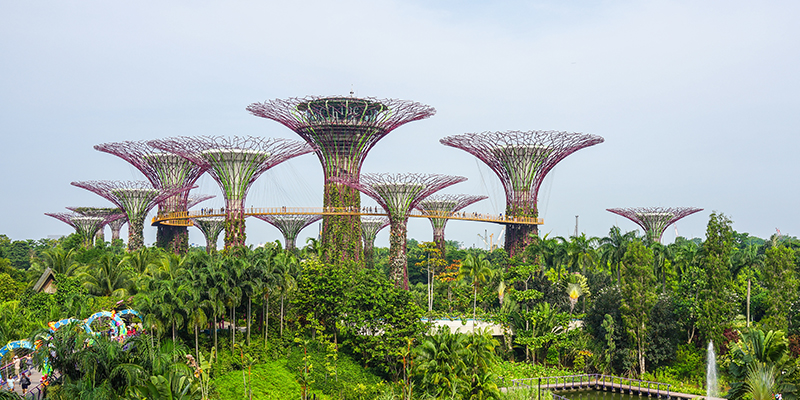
<box><xmin>152</xmin><ymin>206</ymin><xmax>544</xmax><ymax>227</ymax></box>
<box><xmin>507</xmin><ymin>374</ymin><xmax>672</xmax><ymax>399</ymax></box>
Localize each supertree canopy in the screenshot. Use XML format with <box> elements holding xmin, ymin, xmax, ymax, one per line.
<box><xmin>107</xmin><ymin>215</ymin><xmax>127</xmax><ymax>242</ymax></box>
<box><xmin>334</xmin><ymin>173</ymin><xmax>466</xmax><ymax>289</ymax></box>
<box><xmin>253</xmin><ymin>214</ymin><xmax>322</xmax><ymax>251</ymax></box>
<box><xmin>360</xmin><ymin>216</ymin><xmax>389</xmax><ymax>269</ymax></box>
<box><xmin>440</xmin><ymin>130</ymin><xmax>604</xmax><ymax>256</ymax></box>
<box><xmin>246</xmin><ymin>96</ymin><xmax>436</xmax><ymax>263</ymax></box>
<box><xmin>67</xmin><ymin>207</ymin><xmax>125</xmax><ymax>243</ymax></box>
<box><xmin>606</xmin><ymin>207</ymin><xmax>703</xmax><ymax>243</ymax></box>
<box><xmin>416</xmin><ymin>194</ymin><xmax>487</xmax><ymax>258</ymax></box>
<box><xmin>149</xmin><ymin>136</ymin><xmax>313</xmax><ymax>249</ymax></box>
<box><xmin>191</xmin><ymin>217</ymin><xmax>225</xmax><ymax>254</ymax></box>
<box><xmin>187</xmin><ymin>194</ymin><xmax>214</xmax><ymax>210</ymax></box>
<box><xmin>45</xmin><ymin>212</ymin><xmax>107</xmax><ymax>248</ymax></box>
<box><xmin>71</xmin><ymin>180</ymin><xmax>194</xmax><ymax>251</ymax></box>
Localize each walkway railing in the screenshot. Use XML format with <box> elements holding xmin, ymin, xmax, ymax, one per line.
<box><xmin>506</xmin><ymin>374</ymin><xmax>672</xmax><ymax>399</ymax></box>
<box><xmin>151</xmin><ymin>206</ymin><xmax>544</xmax><ymax>227</ymax></box>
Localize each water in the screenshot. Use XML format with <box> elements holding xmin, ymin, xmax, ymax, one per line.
<box><xmin>707</xmin><ymin>341</ymin><xmax>718</xmax><ymax>399</ymax></box>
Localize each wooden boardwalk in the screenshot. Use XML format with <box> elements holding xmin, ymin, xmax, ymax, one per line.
<box><xmin>504</xmin><ymin>374</ymin><xmax>710</xmax><ymax>400</ymax></box>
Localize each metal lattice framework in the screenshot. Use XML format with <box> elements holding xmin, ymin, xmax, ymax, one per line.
<box><xmin>107</xmin><ymin>215</ymin><xmax>128</xmax><ymax>242</ymax></box>
<box><xmin>253</xmin><ymin>214</ymin><xmax>322</xmax><ymax>251</ymax></box>
<box><xmin>94</xmin><ymin>140</ymin><xmax>210</xmax><ymax>253</ymax></box>
<box><xmin>149</xmin><ymin>136</ymin><xmax>313</xmax><ymax>249</ymax></box>
<box><xmin>45</xmin><ymin>212</ymin><xmax>107</xmax><ymax>248</ymax></box>
<box><xmin>361</xmin><ymin>216</ymin><xmax>389</xmax><ymax>269</ymax></box>
<box><xmin>334</xmin><ymin>173</ymin><xmax>466</xmax><ymax>289</ymax></box>
<box><xmin>247</xmin><ymin>96</ymin><xmax>436</xmax><ymax>263</ymax></box>
<box><xmin>67</xmin><ymin>207</ymin><xmax>125</xmax><ymax>242</ymax></box>
<box><xmin>191</xmin><ymin>217</ymin><xmax>225</xmax><ymax>254</ymax></box>
<box><xmin>71</xmin><ymin>180</ymin><xmax>194</xmax><ymax>251</ymax></box>
<box><xmin>187</xmin><ymin>195</ymin><xmax>214</xmax><ymax>210</ymax></box>
<box><xmin>606</xmin><ymin>207</ymin><xmax>704</xmax><ymax>243</ymax></box>
<box><xmin>416</xmin><ymin>194</ymin><xmax>487</xmax><ymax>257</ymax></box>
<box><xmin>440</xmin><ymin>130</ymin><xmax>604</xmax><ymax>256</ymax></box>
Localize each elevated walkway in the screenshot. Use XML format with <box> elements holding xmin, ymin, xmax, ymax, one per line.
<box><xmin>151</xmin><ymin>206</ymin><xmax>543</xmax><ymax>227</ymax></box>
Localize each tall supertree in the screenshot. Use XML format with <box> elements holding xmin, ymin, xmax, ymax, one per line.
<box><xmin>440</xmin><ymin>130</ymin><xmax>604</xmax><ymax>256</ymax></box>
<box><xmin>149</xmin><ymin>136</ymin><xmax>313</xmax><ymax>249</ymax></box>
<box><xmin>191</xmin><ymin>217</ymin><xmax>225</xmax><ymax>254</ymax></box>
<box><xmin>253</xmin><ymin>214</ymin><xmax>322</xmax><ymax>251</ymax></box>
<box><xmin>107</xmin><ymin>215</ymin><xmax>127</xmax><ymax>242</ymax></box>
<box><xmin>67</xmin><ymin>207</ymin><xmax>125</xmax><ymax>243</ymax></box>
<box><xmin>334</xmin><ymin>173</ymin><xmax>466</xmax><ymax>289</ymax></box>
<box><xmin>246</xmin><ymin>96</ymin><xmax>436</xmax><ymax>263</ymax></box>
<box><xmin>360</xmin><ymin>216</ymin><xmax>389</xmax><ymax>269</ymax></box>
<box><xmin>416</xmin><ymin>194</ymin><xmax>488</xmax><ymax>258</ymax></box>
<box><xmin>94</xmin><ymin>141</ymin><xmax>209</xmax><ymax>254</ymax></box>
<box><xmin>45</xmin><ymin>212</ymin><xmax>107</xmax><ymax>248</ymax></box>
<box><xmin>71</xmin><ymin>180</ymin><xmax>194</xmax><ymax>251</ymax></box>
<box><xmin>606</xmin><ymin>207</ymin><xmax>703</xmax><ymax>243</ymax></box>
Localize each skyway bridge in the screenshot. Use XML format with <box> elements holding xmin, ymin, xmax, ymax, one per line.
<box><xmin>151</xmin><ymin>206</ymin><xmax>543</xmax><ymax>227</ymax></box>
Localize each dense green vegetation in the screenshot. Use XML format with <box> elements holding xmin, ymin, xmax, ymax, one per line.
<box><xmin>2</xmin><ymin>212</ymin><xmax>800</xmax><ymax>399</ymax></box>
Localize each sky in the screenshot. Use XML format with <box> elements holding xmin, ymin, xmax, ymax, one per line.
<box><xmin>2</xmin><ymin>1</ymin><xmax>799</xmax><ymax>250</ymax></box>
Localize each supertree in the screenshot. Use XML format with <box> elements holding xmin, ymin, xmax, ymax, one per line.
<box><xmin>440</xmin><ymin>130</ymin><xmax>604</xmax><ymax>256</ymax></box>
<box><xmin>94</xmin><ymin>141</ymin><xmax>209</xmax><ymax>254</ymax></box>
<box><xmin>191</xmin><ymin>217</ymin><xmax>225</xmax><ymax>254</ymax></box>
<box><xmin>187</xmin><ymin>194</ymin><xmax>215</xmax><ymax>210</ymax></box>
<box><xmin>606</xmin><ymin>207</ymin><xmax>704</xmax><ymax>243</ymax></box>
<box><xmin>67</xmin><ymin>207</ymin><xmax>125</xmax><ymax>243</ymax></box>
<box><xmin>246</xmin><ymin>96</ymin><xmax>436</xmax><ymax>263</ymax></box>
<box><xmin>71</xmin><ymin>180</ymin><xmax>194</xmax><ymax>251</ymax></box>
<box><xmin>360</xmin><ymin>216</ymin><xmax>389</xmax><ymax>269</ymax></box>
<box><xmin>416</xmin><ymin>194</ymin><xmax>487</xmax><ymax>258</ymax></box>
<box><xmin>45</xmin><ymin>212</ymin><xmax>107</xmax><ymax>248</ymax></box>
<box><xmin>253</xmin><ymin>214</ymin><xmax>322</xmax><ymax>252</ymax></box>
<box><xmin>107</xmin><ymin>215</ymin><xmax>127</xmax><ymax>242</ymax></box>
<box><xmin>333</xmin><ymin>173</ymin><xmax>466</xmax><ymax>289</ymax></box>
<box><xmin>149</xmin><ymin>136</ymin><xmax>313</xmax><ymax>249</ymax></box>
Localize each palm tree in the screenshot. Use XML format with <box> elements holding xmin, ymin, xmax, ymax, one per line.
<box><xmin>565</xmin><ymin>234</ymin><xmax>598</xmax><ymax>275</ymax></box>
<box><xmin>78</xmin><ymin>253</ymin><xmax>131</xmax><ymax>297</ymax></box>
<box><xmin>38</xmin><ymin>246</ymin><xmax>79</xmax><ymax>276</ymax></box>
<box><xmin>598</xmin><ymin>226</ymin><xmax>638</xmax><ymax>283</ymax></box>
<box><xmin>459</xmin><ymin>253</ymin><xmax>494</xmax><ymax>332</ymax></box>
<box><xmin>728</xmin><ymin>329</ymin><xmax>793</xmax><ymax>400</ymax></box>
<box><xmin>735</xmin><ymin>245</ymin><xmax>765</xmax><ymax>327</ymax></box>
<box><xmin>273</xmin><ymin>251</ymin><xmax>299</xmax><ymax>337</ymax></box>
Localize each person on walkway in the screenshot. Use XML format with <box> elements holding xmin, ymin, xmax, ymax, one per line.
<box><xmin>19</xmin><ymin>372</ymin><xmax>30</xmax><ymax>395</ymax></box>
<box><xmin>6</xmin><ymin>375</ymin><xmax>14</xmax><ymax>392</ymax></box>
<box><xmin>12</xmin><ymin>356</ymin><xmax>19</xmax><ymax>376</ymax></box>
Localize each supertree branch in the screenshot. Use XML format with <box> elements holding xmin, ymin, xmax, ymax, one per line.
<box><xmin>67</xmin><ymin>206</ymin><xmax>125</xmax><ymax>243</ymax></box>
<box><xmin>416</xmin><ymin>193</ymin><xmax>487</xmax><ymax>257</ymax></box>
<box><xmin>149</xmin><ymin>136</ymin><xmax>314</xmax><ymax>249</ymax></box>
<box><xmin>187</xmin><ymin>194</ymin><xmax>215</xmax><ymax>210</ymax></box>
<box><xmin>71</xmin><ymin>180</ymin><xmax>195</xmax><ymax>251</ymax></box>
<box><xmin>333</xmin><ymin>172</ymin><xmax>467</xmax><ymax>289</ymax></box>
<box><xmin>191</xmin><ymin>217</ymin><xmax>225</xmax><ymax>254</ymax></box>
<box><xmin>247</xmin><ymin>96</ymin><xmax>436</xmax><ymax>264</ymax></box>
<box><xmin>45</xmin><ymin>212</ymin><xmax>107</xmax><ymax>248</ymax></box>
<box><xmin>440</xmin><ymin>130</ymin><xmax>603</xmax><ymax>256</ymax></box>
<box><xmin>606</xmin><ymin>207</ymin><xmax>704</xmax><ymax>243</ymax></box>
<box><xmin>361</xmin><ymin>216</ymin><xmax>389</xmax><ymax>269</ymax></box>
<box><xmin>253</xmin><ymin>214</ymin><xmax>322</xmax><ymax>251</ymax></box>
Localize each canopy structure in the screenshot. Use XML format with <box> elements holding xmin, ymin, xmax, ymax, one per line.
<box><xmin>95</xmin><ymin>141</ymin><xmax>211</xmax><ymax>253</ymax></box>
<box><xmin>360</xmin><ymin>216</ymin><xmax>389</xmax><ymax>269</ymax></box>
<box><xmin>191</xmin><ymin>217</ymin><xmax>225</xmax><ymax>254</ymax></box>
<box><xmin>71</xmin><ymin>180</ymin><xmax>194</xmax><ymax>251</ymax></box>
<box><xmin>45</xmin><ymin>212</ymin><xmax>108</xmax><ymax>248</ymax></box>
<box><xmin>440</xmin><ymin>130</ymin><xmax>604</xmax><ymax>256</ymax></box>
<box><xmin>67</xmin><ymin>207</ymin><xmax>125</xmax><ymax>243</ymax></box>
<box><xmin>606</xmin><ymin>207</ymin><xmax>704</xmax><ymax>243</ymax></box>
<box><xmin>247</xmin><ymin>96</ymin><xmax>435</xmax><ymax>263</ymax></box>
<box><xmin>253</xmin><ymin>214</ymin><xmax>322</xmax><ymax>251</ymax></box>
<box><xmin>149</xmin><ymin>136</ymin><xmax>313</xmax><ymax>249</ymax></box>
<box><xmin>416</xmin><ymin>193</ymin><xmax>487</xmax><ymax>257</ymax></box>
<box><xmin>334</xmin><ymin>173</ymin><xmax>466</xmax><ymax>289</ymax></box>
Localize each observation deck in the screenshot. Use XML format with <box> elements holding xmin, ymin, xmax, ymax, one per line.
<box><xmin>151</xmin><ymin>206</ymin><xmax>543</xmax><ymax>227</ymax></box>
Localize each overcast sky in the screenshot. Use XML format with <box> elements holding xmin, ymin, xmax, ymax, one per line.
<box><xmin>2</xmin><ymin>1</ymin><xmax>799</xmax><ymax>250</ymax></box>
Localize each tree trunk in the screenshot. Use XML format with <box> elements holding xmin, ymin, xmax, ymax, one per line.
<box><xmin>247</xmin><ymin>297</ymin><xmax>251</xmax><ymax>346</ymax></box>
<box><xmin>172</xmin><ymin>321</ymin><xmax>176</xmax><ymax>344</ymax></box>
<box><xmin>231</xmin><ymin>306</ymin><xmax>236</xmax><ymax>351</ymax></box>
<box><xmin>213</xmin><ymin>314</ymin><xmax>218</xmax><ymax>352</ymax></box>
<box><xmin>472</xmin><ymin>286</ymin><xmax>477</xmax><ymax>332</ymax></box>
<box><xmin>280</xmin><ymin>295</ymin><xmax>285</xmax><ymax>337</ymax></box>
<box><xmin>265</xmin><ymin>296</ymin><xmax>269</xmax><ymax>343</ymax></box>
<box><xmin>195</xmin><ymin>325</ymin><xmax>200</xmax><ymax>363</ymax></box>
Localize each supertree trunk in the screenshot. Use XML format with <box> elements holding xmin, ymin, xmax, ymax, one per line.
<box><xmin>432</xmin><ymin>227</ymin><xmax>446</xmax><ymax>259</ymax></box>
<box><xmin>128</xmin><ymin>217</ymin><xmax>145</xmax><ymax>251</ymax></box>
<box><xmin>157</xmin><ymin>225</ymin><xmax>189</xmax><ymax>254</ymax></box>
<box><xmin>364</xmin><ymin>240</ymin><xmax>376</xmax><ymax>269</ymax></box>
<box><xmin>505</xmin><ymin>194</ymin><xmax>538</xmax><ymax>256</ymax></box>
<box><xmin>205</xmin><ymin>236</ymin><xmax>217</xmax><ymax>254</ymax></box>
<box><xmin>322</xmin><ymin>181</ymin><xmax>362</xmax><ymax>263</ymax></box>
<box><xmin>96</xmin><ymin>228</ymin><xmax>105</xmax><ymax>243</ymax></box>
<box><xmin>388</xmin><ymin>218</ymin><xmax>409</xmax><ymax>290</ymax></box>
<box><xmin>225</xmin><ymin>199</ymin><xmax>246</xmax><ymax>249</ymax></box>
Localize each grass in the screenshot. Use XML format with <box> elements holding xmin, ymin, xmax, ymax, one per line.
<box><xmin>211</xmin><ymin>359</ymin><xmax>327</xmax><ymax>400</ymax></box>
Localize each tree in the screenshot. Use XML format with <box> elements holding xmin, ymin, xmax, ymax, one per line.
<box><xmin>599</xmin><ymin>226</ymin><xmax>637</xmax><ymax>283</ymax></box>
<box><xmin>78</xmin><ymin>253</ymin><xmax>131</xmax><ymax>298</ymax></box>
<box><xmin>619</xmin><ymin>240</ymin><xmax>657</xmax><ymax>376</ymax></box>
<box><xmin>459</xmin><ymin>253</ymin><xmax>494</xmax><ymax>332</ymax></box>
<box><xmin>760</xmin><ymin>246</ymin><xmax>798</xmax><ymax>332</ymax></box>
<box><xmin>727</xmin><ymin>328</ymin><xmax>796</xmax><ymax>400</ymax></box>
<box><xmin>697</xmin><ymin>212</ymin><xmax>736</xmax><ymax>345</ymax></box>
